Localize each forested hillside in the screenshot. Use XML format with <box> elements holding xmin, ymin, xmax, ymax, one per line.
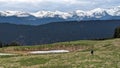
<box><xmin>0</xmin><ymin>20</ymin><xmax>120</xmax><ymax>45</ymax></box>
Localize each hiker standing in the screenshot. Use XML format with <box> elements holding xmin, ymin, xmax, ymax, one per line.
<box><xmin>91</xmin><ymin>50</ymin><xmax>94</xmax><ymax>55</ymax></box>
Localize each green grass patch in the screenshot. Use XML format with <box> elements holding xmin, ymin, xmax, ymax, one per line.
<box><xmin>19</xmin><ymin>57</ymin><xmax>50</xmax><ymax>66</ymax></box>
<box><xmin>0</xmin><ymin>38</ymin><xmax>120</xmax><ymax>68</ymax></box>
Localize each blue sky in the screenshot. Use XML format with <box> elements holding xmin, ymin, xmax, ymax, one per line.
<box><xmin>0</xmin><ymin>0</ymin><xmax>120</xmax><ymax>12</ymax></box>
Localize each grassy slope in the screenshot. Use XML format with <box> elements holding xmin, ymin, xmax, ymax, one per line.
<box><xmin>0</xmin><ymin>39</ymin><xmax>120</xmax><ymax>68</ymax></box>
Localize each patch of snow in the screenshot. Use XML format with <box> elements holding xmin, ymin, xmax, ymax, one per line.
<box><xmin>106</xmin><ymin>6</ymin><xmax>120</xmax><ymax>16</ymax></box>
<box><xmin>0</xmin><ymin>6</ymin><xmax>120</xmax><ymax>22</ymax></box>
<box><xmin>87</xmin><ymin>8</ymin><xmax>107</xmax><ymax>18</ymax></box>
<box><xmin>73</xmin><ymin>10</ymin><xmax>86</xmax><ymax>17</ymax></box>
<box><xmin>29</xmin><ymin>50</ymin><xmax>69</xmax><ymax>54</ymax></box>
<box><xmin>31</xmin><ymin>11</ymin><xmax>72</xmax><ymax>19</ymax></box>
<box><xmin>0</xmin><ymin>10</ymin><xmax>30</xmax><ymax>17</ymax></box>
<box><xmin>0</xmin><ymin>53</ymin><xmax>16</xmax><ymax>55</ymax></box>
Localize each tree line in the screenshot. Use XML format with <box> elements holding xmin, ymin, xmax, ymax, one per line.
<box><xmin>114</xmin><ymin>26</ymin><xmax>120</xmax><ymax>38</ymax></box>
<box><xmin>0</xmin><ymin>41</ymin><xmax>20</xmax><ymax>48</ymax></box>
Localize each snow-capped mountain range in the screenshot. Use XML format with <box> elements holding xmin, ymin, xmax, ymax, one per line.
<box><xmin>0</xmin><ymin>6</ymin><xmax>120</xmax><ymax>25</ymax></box>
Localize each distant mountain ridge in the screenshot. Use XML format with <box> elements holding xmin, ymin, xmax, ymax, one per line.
<box><xmin>0</xmin><ymin>6</ymin><xmax>120</xmax><ymax>25</ymax></box>
<box><xmin>0</xmin><ymin>20</ymin><xmax>120</xmax><ymax>45</ymax></box>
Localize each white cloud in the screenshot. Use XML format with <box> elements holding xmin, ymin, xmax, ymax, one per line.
<box><xmin>0</xmin><ymin>0</ymin><xmax>42</xmax><ymax>2</ymax></box>
<box><xmin>0</xmin><ymin>0</ymin><xmax>89</xmax><ymax>4</ymax></box>
<box><xmin>0</xmin><ymin>0</ymin><xmax>119</xmax><ymax>12</ymax></box>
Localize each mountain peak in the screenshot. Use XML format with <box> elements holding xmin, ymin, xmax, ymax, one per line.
<box><xmin>32</xmin><ymin>10</ymin><xmax>72</xmax><ymax>19</ymax></box>
<box><xmin>0</xmin><ymin>6</ymin><xmax>120</xmax><ymax>25</ymax></box>
<box><xmin>0</xmin><ymin>10</ymin><xmax>30</xmax><ymax>17</ymax></box>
